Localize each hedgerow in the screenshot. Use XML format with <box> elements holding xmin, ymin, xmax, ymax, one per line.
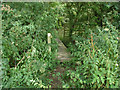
<box><xmin>66</xmin><ymin>22</ymin><xmax>119</xmax><ymax>88</ymax></box>
<box><xmin>2</xmin><ymin>3</ymin><xmax>59</xmax><ymax>88</ymax></box>
<box><xmin>1</xmin><ymin>2</ymin><xmax>119</xmax><ymax>88</ymax></box>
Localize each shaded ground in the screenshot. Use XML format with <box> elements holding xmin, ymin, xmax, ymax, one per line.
<box><xmin>49</xmin><ymin>66</ymin><xmax>66</xmax><ymax>88</ymax></box>
<box><xmin>49</xmin><ymin>38</ymin><xmax>72</xmax><ymax>88</ymax></box>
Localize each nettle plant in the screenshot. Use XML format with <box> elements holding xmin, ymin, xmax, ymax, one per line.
<box><xmin>66</xmin><ymin>23</ymin><xmax>119</xmax><ymax>88</ymax></box>
<box><xmin>2</xmin><ymin>3</ymin><xmax>58</xmax><ymax>88</ymax></box>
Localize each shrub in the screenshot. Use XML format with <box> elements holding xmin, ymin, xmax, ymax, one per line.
<box><xmin>2</xmin><ymin>3</ymin><xmax>58</xmax><ymax>88</ymax></box>
<box><xmin>66</xmin><ymin>23</ymin><xmax>119</xmax><ymax>88</ymax></box>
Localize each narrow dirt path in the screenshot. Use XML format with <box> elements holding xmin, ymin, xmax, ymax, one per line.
<box><xmin>49</xmin><ymin>38</ymin><xmax>71</xmax><ymax>88</ymax></box>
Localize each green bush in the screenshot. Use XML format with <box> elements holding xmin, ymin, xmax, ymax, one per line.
<box><xmin>66</xmin><ymin>23</ymin><xmax>119</xmax><ymax>88</ymax></box>
<box><xmin>2</xmin><ymin>3</ymin><xmax>58</xmax><ymax>88</ymax></box>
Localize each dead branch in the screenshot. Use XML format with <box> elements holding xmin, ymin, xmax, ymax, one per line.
<box><xmin>15</xmin><ymin>56</ymin><xmax>25</xmax><ymax>69</ymax></box>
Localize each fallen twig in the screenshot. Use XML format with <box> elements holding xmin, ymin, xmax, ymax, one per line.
<box><xmin>15</xmin><ymin>56</ymin><xmax>25</xmax><ymax>69</ymax></box>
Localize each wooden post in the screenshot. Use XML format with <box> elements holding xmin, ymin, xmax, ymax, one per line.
<box><xmin>48</xmin><ymin>33</ymin><xmax>52</xmax><ymax>52</ymax></box>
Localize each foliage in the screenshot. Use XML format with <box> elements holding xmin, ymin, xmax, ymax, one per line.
<box><xmin>64</xmin><ymin>2</ymin><xmax>120</xmax><ymax>40</ymax></box>
<box><xmin>1</xmin><ymin>2</ymin><xmax>119</xmax><ymax>89</ymax></box>
<box><xmin>66</xmin><ymin>22</ymin><xmax>119</xmax><ymax>88</ymax></box>
<box><xmin>2</xmin><ymin>2</ymin><xmax>59</xmax><ymax>88</ymax></box>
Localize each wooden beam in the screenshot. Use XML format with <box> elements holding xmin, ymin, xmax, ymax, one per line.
<box><xmin>48</xmin><ymin>33</ymin><xmax>52</xmax><ymax>52</ymax></box>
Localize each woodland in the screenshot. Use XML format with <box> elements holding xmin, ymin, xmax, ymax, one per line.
<box><xmin>1</xmin><ymin>2</ymin><xmax>120</xmax><ymax>88</ymax></box>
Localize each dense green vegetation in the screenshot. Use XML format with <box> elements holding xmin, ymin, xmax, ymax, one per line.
<box><xmin>2</xmin><ymin>2</ymin><xmax>59</xmax><ymax>88</ymax></box>
<box><xmin>1</xmin><ymin>2</ymin><xmax>120</xmax><ymax>88</ymax></box>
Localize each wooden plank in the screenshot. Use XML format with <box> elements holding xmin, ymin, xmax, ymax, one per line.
<box><xmin>56</xmin><ymin>38</ymin><xmax>71</xmax><ymax>62</ymax></box>
<box><xmin>48</xmin><ymin>33</ymin><xmax>52</xmax><ymax>52</ymax></box>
